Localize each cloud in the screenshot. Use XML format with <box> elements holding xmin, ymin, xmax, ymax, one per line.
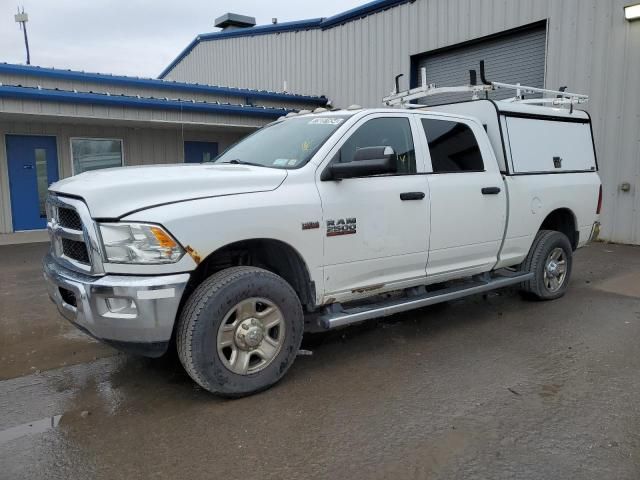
<box><xmin>0</xmin><ymin>0</ymin><xmax>366</xmax><ymax>78</ymax></box>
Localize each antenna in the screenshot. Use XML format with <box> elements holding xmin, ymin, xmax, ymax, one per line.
<box><xmin>14</xmin><ymin>6</ymin><xmax>30</xmax><ymax>65</ymax></box>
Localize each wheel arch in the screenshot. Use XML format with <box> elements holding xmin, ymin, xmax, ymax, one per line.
<box><xmin>538</xmin><ymin>208</ymin><xmax>579</xmax><ymax>250</ymax></box>
<box><xmin>183</xmin><ymin>238</ymin><xmax>316</xmax><ymax>312</ymax></box>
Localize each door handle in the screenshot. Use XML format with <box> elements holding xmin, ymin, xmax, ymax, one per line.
<box><xmin>481</xmin><ymin>187</ymin><xmax>501</xmax><ymax>195</ymax></box>
<box><xmin>400</xmin><ymin>192</ymin><xmax>425</xmax><ymax>201</ymax></box>
<box><xmin>23</xmin><ymin>164</ymin><xmax>34</xmax><ymax>170</ymax></box>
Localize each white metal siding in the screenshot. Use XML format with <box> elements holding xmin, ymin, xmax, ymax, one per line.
<box><xmin>165</xmin><ymin>0</ymin><xmax>640</xmax><ymax>245</ymax></box>
<box><xmin>415</xmin><ymin>24</ymin><xmax>546</xmax><ymax>105</ymax></box>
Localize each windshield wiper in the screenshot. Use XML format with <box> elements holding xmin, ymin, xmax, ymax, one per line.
<box><xmin>218</xmin><ymin>159</ymin><xmax>267</xmax><ymax>168</ymax></box>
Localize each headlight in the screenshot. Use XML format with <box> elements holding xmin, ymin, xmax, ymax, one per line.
<box><xmin>98</xmin><ymin>223</ymin><xmax>184</xmax><ymax>264</ymax></box>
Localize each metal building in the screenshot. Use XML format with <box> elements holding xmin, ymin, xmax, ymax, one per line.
<box><xmin>160</xmin><ymin>0</ymin><xmax>640</xmax><ymax>245</ymax></box>
<box><xmin>0</xmin><ymin>63</ymin><xmax>326</xmax><ymax>242</ymax></box>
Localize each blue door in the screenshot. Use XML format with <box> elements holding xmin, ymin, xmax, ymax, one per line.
<box><xmin>184</xmin><ymin>141</ymin><xmax>219</xmax><ymax>164</ymax></box>
<box><xmin>6</xmin><ymin>135</ymin><xmax>59</xmax><ymax>231</ymax></box>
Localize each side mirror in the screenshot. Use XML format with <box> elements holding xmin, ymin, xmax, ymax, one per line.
<box><xmin>323</xmin><ymin>146</ymin><xmax>397</xmax><ymax>180</ymax></box>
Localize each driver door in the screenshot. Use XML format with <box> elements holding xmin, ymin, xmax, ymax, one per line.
<box><xmin>315</xmin><ymin>113</ymin><xmax>430</xmax><ymax>302</ymax></box>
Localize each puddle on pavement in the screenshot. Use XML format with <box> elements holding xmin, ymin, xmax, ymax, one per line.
<box><xmin>0</xmin><ymin>415</ymin><xmax>62</xmax><ymax>446</ymax></box>
<box><xmin>593</xmin><ymin>272</ymin><xmax>640</xmax><ymax>299</ymax></box>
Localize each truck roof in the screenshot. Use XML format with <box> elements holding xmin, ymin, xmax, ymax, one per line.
<box><xmin>288</xmin><ymin>100</ymin><xmax>589</xmax><ymax>122</ymax></box>
<box><xmin>461</xmin><ymin>100</ymin><xmax>590</xmax><ymax>121</ymax></box>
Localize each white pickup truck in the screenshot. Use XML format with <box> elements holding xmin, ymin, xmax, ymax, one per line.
<box><xmin>43</xmin><ymin>98</ymin><xmax>601</xmax><ymax>396</ymax></box>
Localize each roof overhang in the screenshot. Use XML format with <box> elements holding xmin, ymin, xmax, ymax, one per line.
<box><xmin>0</xmin><ymin>84</ymin><xmax>292</xmax><ymax>118</ymax></box>
<box><xmin>0</xmin><ymin>110</ymin><xmax>259</xmax><ymax>131</ymax></box>
<box><xmin>0</xmin><ymin>63</ymin><xmax>327</xmax><ymax>106</ymax></box>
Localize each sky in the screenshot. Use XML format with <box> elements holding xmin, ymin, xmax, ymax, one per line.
<box><xmin>0</xmin><ymin>0</ymin><xmax>366</xmax><ymax>78</ymax></box>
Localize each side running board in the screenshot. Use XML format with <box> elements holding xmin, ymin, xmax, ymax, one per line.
<box><xmin>317</xmin><ymin>271</ymin><xmax>533</xmax><ymax>330</ymax></box>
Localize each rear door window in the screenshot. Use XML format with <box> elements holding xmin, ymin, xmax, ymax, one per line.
<box><xmin>421</xmin><ymin>118</ymin><xmax>484</xmax><ymax>173</ymax></box>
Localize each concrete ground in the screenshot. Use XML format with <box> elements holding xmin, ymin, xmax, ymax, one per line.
<box><xmin>1</xmin><ymin>242</ymin><xmax>639</xmax><ymax>479</ymax></box>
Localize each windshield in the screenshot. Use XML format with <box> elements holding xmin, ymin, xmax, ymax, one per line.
<box><xmin>214</xmin><ymin>116</ymin><xmax>348</xmax><ymax>169</ymax></box>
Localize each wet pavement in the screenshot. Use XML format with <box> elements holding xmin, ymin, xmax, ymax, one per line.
<box><xmin>1</xmin><ymin>242</ymin><xmax>640</xmax><ymax>479</ymax></box>
<box><xmin>0</xmin><ymin>243</ymin><xmax>114</xmax><ymax>380</ymax></box>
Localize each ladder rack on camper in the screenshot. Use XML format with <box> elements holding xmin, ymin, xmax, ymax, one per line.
<box><xmin>382</xmin><ymin>61</ymin><xmax>589</xmax><ymax>112</ymax></box>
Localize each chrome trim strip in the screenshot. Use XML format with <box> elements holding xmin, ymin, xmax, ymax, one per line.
<box><xmin>48</xmin><ymin>223</ymin><xmax>85</xmax><ymax>242</ymax></box>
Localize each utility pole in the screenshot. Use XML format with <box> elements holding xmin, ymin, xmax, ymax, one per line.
<box><xmin>14</xmin><ymin>7</ymin><xmax>30</xmax><ymax>65</ymax></box>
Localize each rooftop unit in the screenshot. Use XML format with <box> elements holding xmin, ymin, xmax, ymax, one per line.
<box><xmin>214</xmin><ymin>13</ymin><xmax>256</xmax><ymax>31</ymax></box>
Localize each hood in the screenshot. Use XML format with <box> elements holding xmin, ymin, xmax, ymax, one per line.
<box><xmin>50</xmin><ymin>163</ymin><xmax>288</xmax><ymax>218</ymax></box>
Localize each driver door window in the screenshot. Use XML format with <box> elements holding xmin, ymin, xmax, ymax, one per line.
<box><xmin>337</xmin><ymin>117</ymin><xmax>417</xmax><ymax>174</ymax></box>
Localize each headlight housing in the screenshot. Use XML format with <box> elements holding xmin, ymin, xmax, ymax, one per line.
<box><xmin>98</xmin><ymin>223</ymin><xmax>184</xmax><ymax>264</ymax></box>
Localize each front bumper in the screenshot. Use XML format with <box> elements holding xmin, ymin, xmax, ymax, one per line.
<box><xmin>43</xmin><ymin>254</ymin><xmax>190</xmax><ymax>357</ymax></box>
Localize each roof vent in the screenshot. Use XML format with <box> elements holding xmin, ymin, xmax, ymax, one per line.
<box><xmin>214</xmin><ymin>13</ymin><xmax>256</xmax><ymax>31</ymax></box>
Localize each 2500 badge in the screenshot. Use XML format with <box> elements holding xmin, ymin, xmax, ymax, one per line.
<box><xmin>326</xmin><ymin>218</ymin><xmax>356</xmax><ymax>237</ymax></box>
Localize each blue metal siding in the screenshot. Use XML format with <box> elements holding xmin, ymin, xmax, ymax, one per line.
<box><xmin>200</xmin><ymin>18</ymin><xmax>324</xmax><ymax>41</ymax></box>
<box><xmin>319</xmin><ymin>0</ymin><xmax>411</xmax><ymax>28</ymax></box>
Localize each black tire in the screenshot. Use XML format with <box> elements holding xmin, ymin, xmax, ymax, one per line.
<box><xmin>520</xmin><ymin>230</ymin><xmax>573</xmax><ymax>301</ymax></box>
<box><xmin>177</xmin><ymin>266</ymin><xmax>304</xmax><ymax>397</ymax></box>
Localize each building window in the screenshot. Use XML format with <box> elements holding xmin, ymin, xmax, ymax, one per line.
<box><xmin>184</xmin><ymin>141</ymin><xmax>219</xmax><ymax>164</ymax></box>
<box><xmin>421</xmin><ymin>119</ymin><xmax>484</xmax><ymax>173</ymax></box>
<box><xmin>71</xmin><ymin>138</ymin><xmax>123</xmax><ymax>175</ymax></box>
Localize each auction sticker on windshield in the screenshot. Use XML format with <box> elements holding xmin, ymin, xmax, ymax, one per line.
<box><xmin>308</xmin><ymin>118</ymin><xmax>344</xmax><ymax>125</ymax></box>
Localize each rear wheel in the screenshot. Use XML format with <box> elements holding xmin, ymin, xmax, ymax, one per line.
<box><xmin>177</xmin><ymin>266</ymin><xmax>304</xmax><ymax>397</ymax></box>
<box><xmin>520</xmin><ymin>230</ymin><xmax>573</xmax><ymax>300</ymax></box>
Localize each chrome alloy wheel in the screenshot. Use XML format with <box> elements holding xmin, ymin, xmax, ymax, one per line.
<box><xmin>543</xmin><ymin>247</ymin><xmax>567</xmax><ymax>292</ymax></box>
<box><xmin>216</xmin><ymin>297</ymin><xmax>286</xmax><ymax>375</ymax></box>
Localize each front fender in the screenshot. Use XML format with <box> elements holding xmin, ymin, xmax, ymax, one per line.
<box><xmin>123</xmin><ymin>185</ymin><xmax>325</xmax><ymax>301</ymax></box>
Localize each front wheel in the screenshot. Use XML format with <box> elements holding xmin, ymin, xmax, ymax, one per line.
<box><xmin>177</xmin><ymin>266</ymin><xmax>304</xmax><ymax>397</ymax></box>
<box><xmin>520</xmin><ymin>230</ymin><xmax>573</xmax><ymax>300</ymax></box>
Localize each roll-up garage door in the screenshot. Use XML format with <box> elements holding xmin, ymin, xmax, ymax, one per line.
<box><xmin>414</xmin><ymin>23</ymin><xmax>547</xmax><ymax>105</ymax></box>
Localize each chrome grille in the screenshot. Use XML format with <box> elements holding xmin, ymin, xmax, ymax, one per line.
<box><xmin>61</xmin><ymin>238</ymin><xmax>90</xmax><ymax>264</ymax></box>
<box><xmin>58</xmin><ymin>207</ymin><xmax>83</xmax><ymax>230</ymax></box>
<box><xmin>46</xmin><ymin>194</ymin><xmax>104</xmax><ymax>275</ymax></box>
